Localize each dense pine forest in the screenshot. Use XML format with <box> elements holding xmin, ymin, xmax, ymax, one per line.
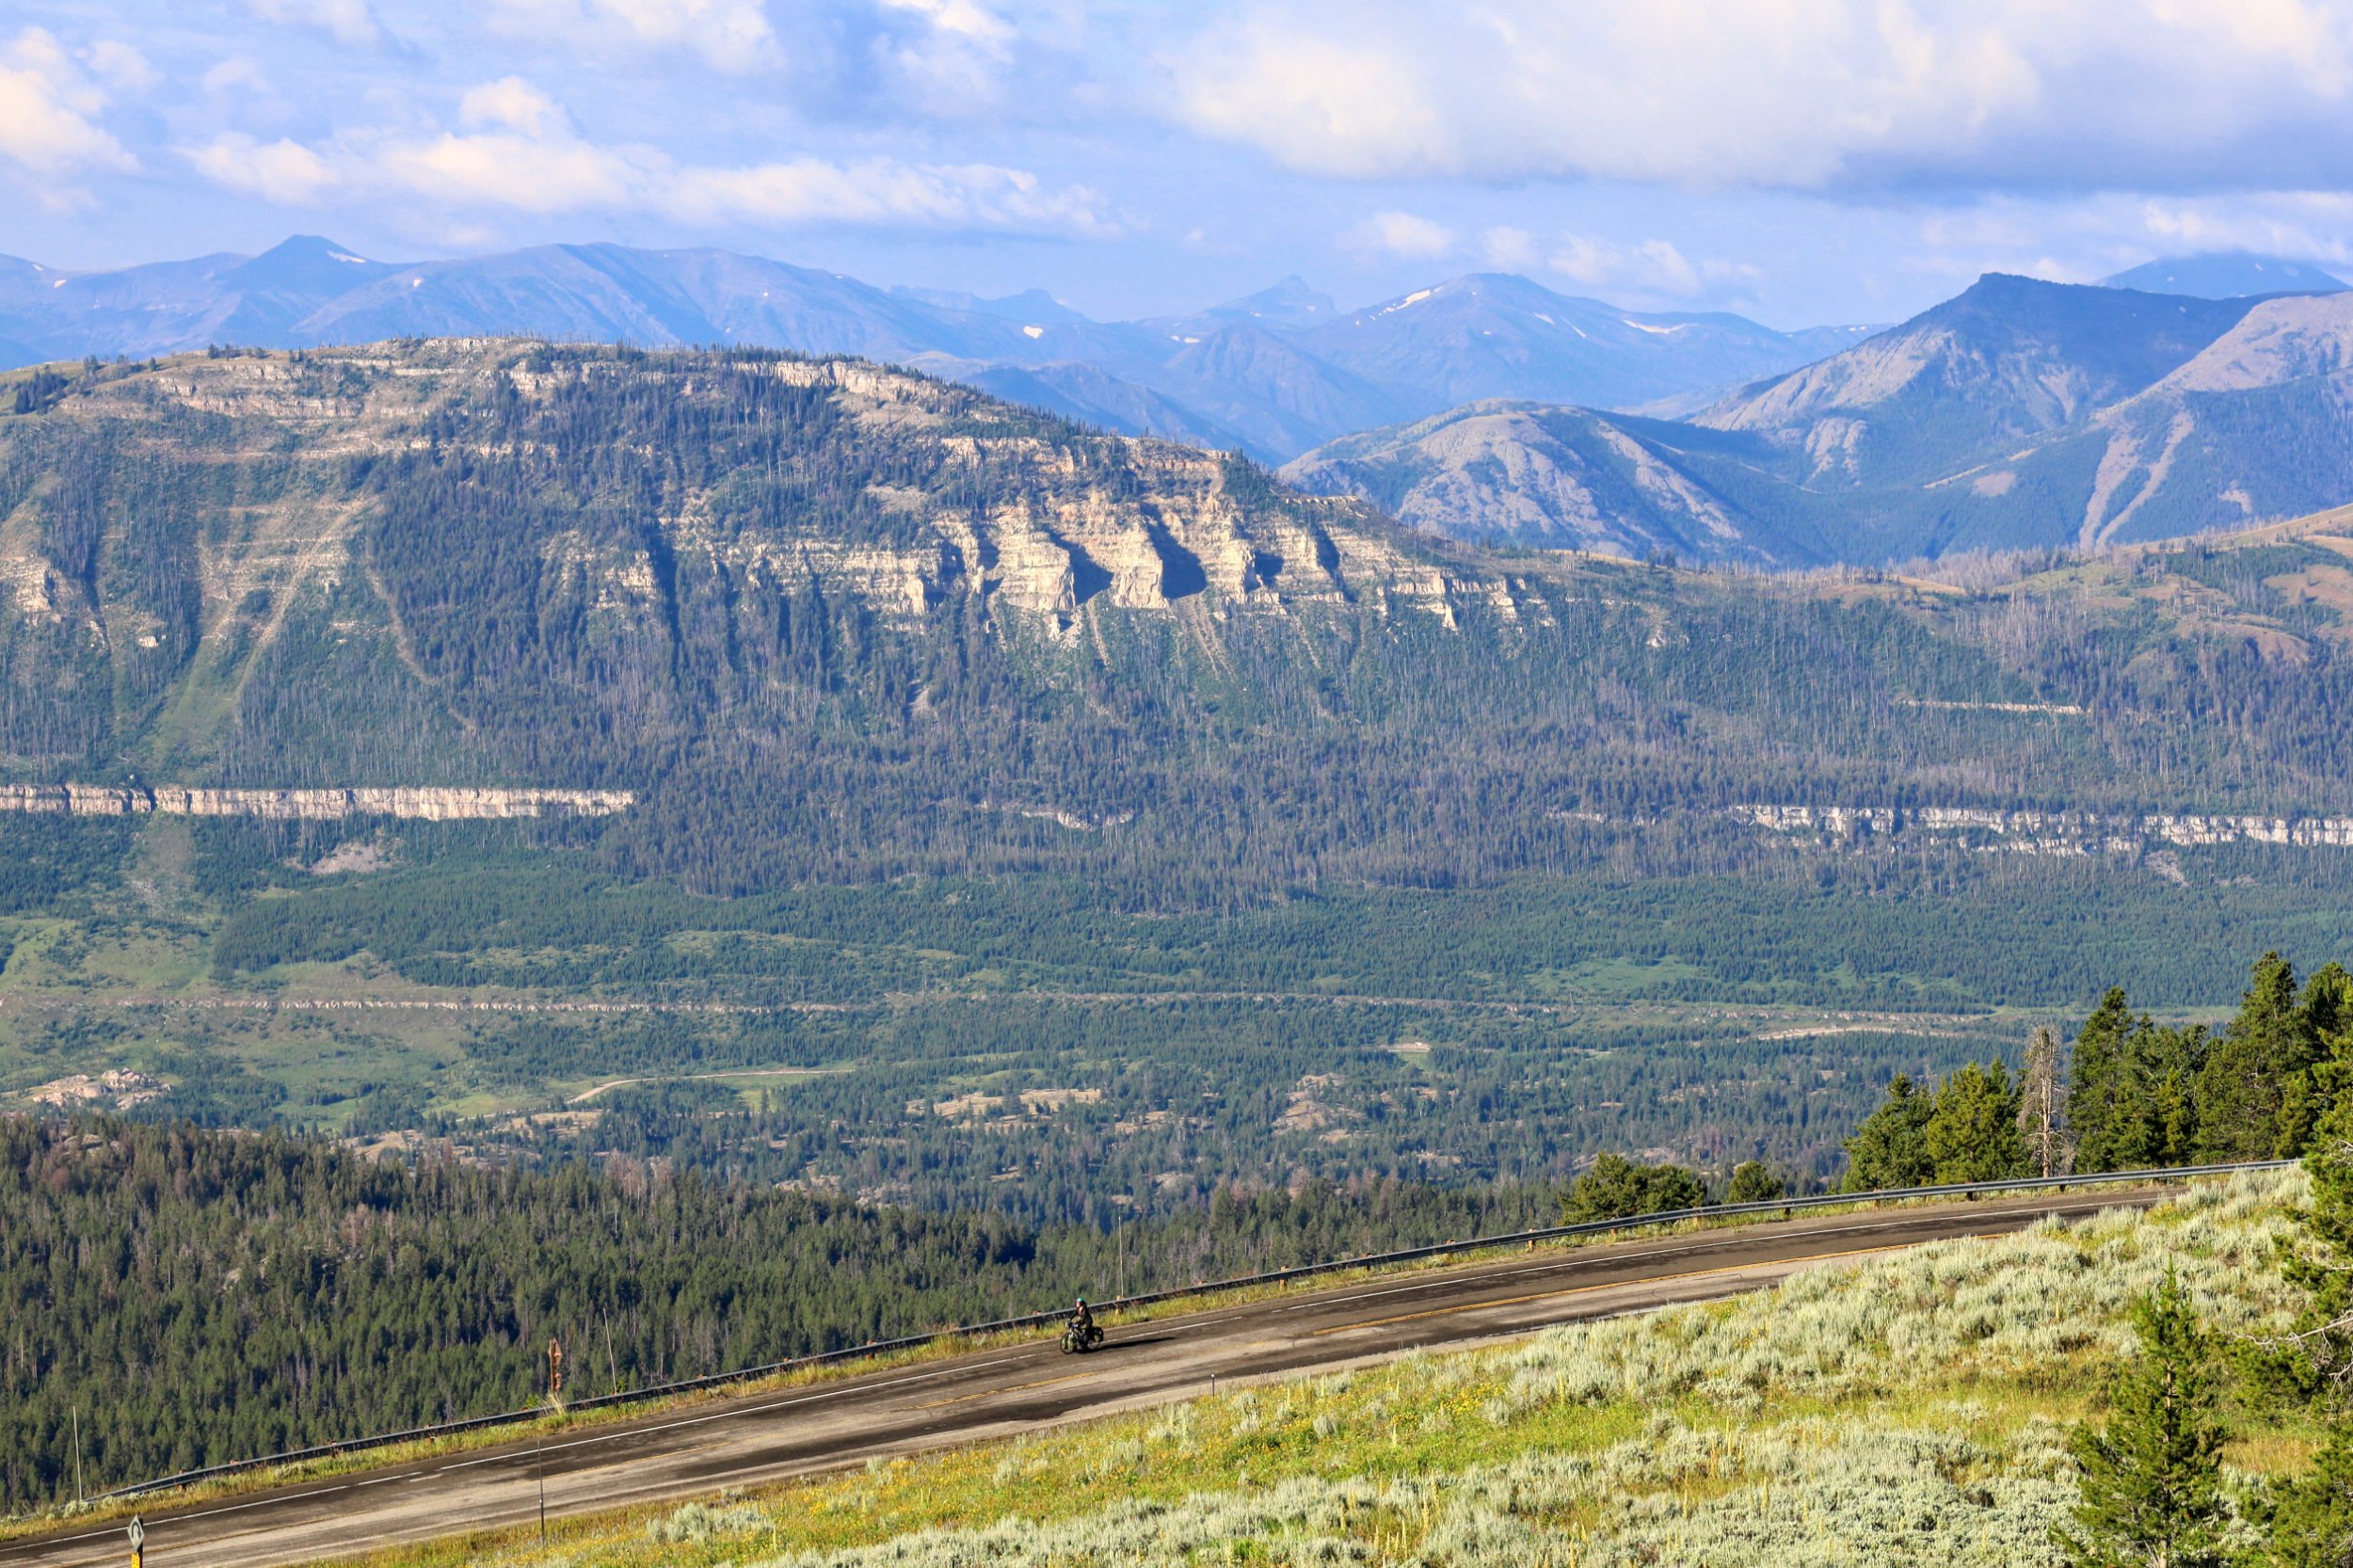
<box><xmin>0</xmin><ymin>1115</ymin><xmax>1555</xmax><ymax>1513</ymax></box>
<box><xmin>5</xmin><ymin>948</ymin><xmax>2341</xmax><ymax>1514</ymax></box>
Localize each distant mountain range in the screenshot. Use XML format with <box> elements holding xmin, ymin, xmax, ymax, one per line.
<box><xmin>17</xmin><ymin>236</ymin><xmax>2353</xmax><ymax>566</ymax></box>
<box><xmin>1287</xmin><ymin>269</ymin><xmax>2353</xmax><ymax>566</ymax></box>
<box><xmin>0</xmin><ymin>236</ymin><xmax>1862</xmax><ymax>463</ymax></box>
<box><xmin>2100</xmin><ymin>251</ymin><xmax>2346</xmax><ymax>298</ymax></box>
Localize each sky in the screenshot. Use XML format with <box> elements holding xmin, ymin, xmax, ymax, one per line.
<box><xmin>9</xmin><ymin>0</ymin><xmax>2353</xmax><ymax>328</ymax></box>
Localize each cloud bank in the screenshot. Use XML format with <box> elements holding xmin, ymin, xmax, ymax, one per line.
<box><xmin>178</xmin><ymin>72</ymin><xmax>1113</xmax><ymax>236</ymax></box>
<box><xmin>1168</xmin><ymin>0</ymin><xmax>2353</xmax><ymax>193</ymax></box>
<box><xmin>0</xmin><ymin>29</ymin><xmax>135</xmax><ymax>187</ymax></box>
<box><xmin>19</xmin><ymin>0</ymin><xmax>2353</xmax><ymax>324</ymax></box>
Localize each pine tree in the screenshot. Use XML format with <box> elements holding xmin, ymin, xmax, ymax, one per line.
<box><xmin>2262</xmin><ymin>1013</ymin><xmax>2353</xmax><ymax>1563</ymax></box>
<box><xmin>2151</xmin><ymin>1051</ymin><xmax>2203</xmax><ymax>1167</ymax></box>
<box><xmin>1927</xmin><ymin>1061</ymin><xmax>2026</xmax><ymax>1184</ymax></box>
<box><xmin>2056</xmin><ymin>1272</ymin><xmax>2232</xmax><ymax>1568</ymax></box>
<box><xmin>2262</xmin><ymin>1422</ymin><xmax>2353</xmax><ymax>1567</ymax></box>
<box><xmin>1562</xmin><ymin>1154</ymin><xmax>1705</xmax><ymax>1223</ymax></box>
<box><xmin>1725</xmin><ymin>1160</ymin><xmax>1784</xmax><ymax>1204</ymax></box>
<box><xmin>2197</xmin><ymin>953</ymin><xmax>2320</xmax><ymax>1161</ymax></box>
<box><xmin>2073</xmin><ymin>988</ymin><xmax>2137</xmax><ymax>1173</ymax></box>
<box><xmin>2281</xmin><ymin>964</ymin><xmax>2353</xmax><ymax>1160</ymax></box>
<box><xmin>2284</xmin><ymin>1066</ymin><xmax>2353</xmax><ymax>1399</ymax></box>
<box><xmin>2069</xmin><ymin>993</ymin><xmax>2206</xmax><ymax>1175</ymax></box>
<box><xmin>1841</xmin><ymin>1075</ymin><xmax>1938</xmax><ymax>1192</ymax></box>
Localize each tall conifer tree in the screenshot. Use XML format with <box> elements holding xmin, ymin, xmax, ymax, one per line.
<box><xmin>2197</xmin><ymin>953</ymin><xmax>2318</xmax><ymax>1161</ymax></box>
<box><xmin>2073</xmin><ymin>988</ymin><xmax>2137</xmax><ymax>1173</ymax></box>
<box><xmin>2057</xmin><ymin>1273</ymin><xmax>2231</xmax><ymax>1568</ymax></box>
<box><xmin>1927</xmin><ymin>1061</ymin><xmax>2027</xmax><ymax>1183</ymax></box>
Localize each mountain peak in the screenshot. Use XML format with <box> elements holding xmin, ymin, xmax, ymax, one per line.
<box><xmin>2101</xmin><ymin>252</ymin><xmax>2347</xmax><ymax>299</ymax></box>
<box><xmin>264</xmin><ymin>234</ymin><xmax>376</xmax><ymax>264</ymax></box>
<box><xmin>225</xmin><ymin>235</ymin><xmax>400</xmax><ymax>295</ymax></box>
<box><xmin>1209</xmin><ymin>276</ymin><xmax>1337</xmax><ymax>328</ymax></box>
<box><xmin>889</xmin><ymin>284</ymin><xmax>1092</xmax><ymax>325</ymax></box>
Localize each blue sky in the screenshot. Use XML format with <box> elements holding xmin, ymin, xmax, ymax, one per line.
<box><xmin>9</xmin><ymin>0</ymin><xmax>2353</xmax><ymax>327</ymax></box>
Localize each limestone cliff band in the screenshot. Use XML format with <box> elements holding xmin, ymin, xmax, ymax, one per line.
<box><xmin>0</xmin><ymin>785</ymin><xmax>634</xmax><ymax>820</ymax></box>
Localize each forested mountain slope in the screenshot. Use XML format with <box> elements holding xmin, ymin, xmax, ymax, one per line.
<box><xmin>6</xmin><ymin>341</ymin><xmax>2353</xmax><ymax>900</ymax></box>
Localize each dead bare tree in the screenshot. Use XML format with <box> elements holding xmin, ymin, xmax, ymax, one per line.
<box><xmin>2018</xmin><ymin>1025</ymin><xmax>2071</xmax><ymax>1179</ymax></box>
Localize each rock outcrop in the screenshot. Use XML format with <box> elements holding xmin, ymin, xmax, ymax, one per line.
<box><xmin>1729</xmin><ymin>802</ymin><xmax>2353</xmax><ymax>853</ymax></box>
<box><xmin>0</xmin><ymin>785</ymin><xmax>633</xmax><ymax>820</ymax></box>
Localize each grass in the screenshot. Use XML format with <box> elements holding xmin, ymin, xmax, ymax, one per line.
<box><xmin>297</xmin><ymin>1169</ymin><xmax>2314</xmax><ymax>1568</ymax></box>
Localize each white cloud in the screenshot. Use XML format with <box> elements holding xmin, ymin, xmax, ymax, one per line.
<box><xmin>670</xmin><ymin>158</ymin><xmax>1108</xmax><ymax>231</ymax></box>
<box><xmin>460</xmin><ymin>76</ymin><xmax>568</xmax><ymax>137</ymax></box>
<box><xmin>1481</xmin><ymin>225</ymin><xmax>1536</xmax><ymax>270</ymax></box>
<box><xmin>2135</xmin><ymin>192</ymin><xmax>2353</xmax><ymax>263</ymax></box>
<box><xmin>867</xmin><ymin>0</ymin><xmax>1025</xmax><ymax>113</ymax></box>
<box><xmin>487</xmin><ymin>0</ymin><xmax>779</xmax><ymax>72</ymax></box>
<box><xmin>877</xmin><ymin>0</ymin><xmax>1013</xmax><ymax>47</ymax></box>
<box><xmin>184</xmin><ymin>133</ymin><xmax>340</xmax><ymax>203</ymax></box>
<box><xmin>177</xmin><ymin>76</ymin><xmax>1112</xmax><ymax>235</ymax></box>
<box><xmin>82</xmin><ymin>41</ymin><xmax>156</xmax><ymax>94</ymax></box>
<box><xmin>1180</xmin><ymin>30</ymin><xmax>1449</xmax><ymax>179</ymax></box>
<box><xmin>1344</xmin><ymin>209</ymin><xmax>1454</xmax><ymax>260</ymax></box>
<box><xmin>202</xmin><ymin>56</ymin><xmax>271</xmax><ymax>96</ymax></box>
<box><xmin>245</xmin><ymin>0</ymin><xmax>383</xmax><ymax>48</ymax></box>
<box><xmin>0</xmin><ymin>28</ymin><xmax>133</xmax><ymax>181</ymax></box>
<box><xmin>1550</xmin><ymin>236</ymin><xmax>1699</xmax><ymax>296</ymax></box>
<box><xmin>379</xmin><ymin>125</ymin><xmax>644</xmax><ymax>214</ymax></box>
<box><xmin>1166</xmin><ymin>0</ymin><xmax>2353</xmax><ymax>194</ymax></box>
<box><xmin>1542</xmin><ymin>232</ymin><xmax>1757</xmax><ymax>300</ymax></box>
<box><xmin>1901</xmin><ymin>190</ymin><xmax>2353</xmax><ymax>291</ymax></box>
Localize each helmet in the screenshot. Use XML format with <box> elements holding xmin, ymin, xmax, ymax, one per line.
<box><xmin>1076</xmin><ymin>1297</ymin><xmax>1088</xmax><ymax>1306</ymax></box>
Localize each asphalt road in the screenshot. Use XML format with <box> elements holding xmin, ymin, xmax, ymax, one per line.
<box><xmin>5</xmin><ymin>1187</ymin><xmax>2168</xmax><ymax>1568</ymax></box>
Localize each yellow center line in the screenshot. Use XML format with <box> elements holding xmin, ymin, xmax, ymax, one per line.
<box><xmin>1307</xmin><ymin>1238</ymin><xmax>1990</xmax><ymax>1336</ymax></box>
<box><xmin>916</xmin><ymin>1369</ymin><xmax>1098</xmax><ymax>1409</ymax></box>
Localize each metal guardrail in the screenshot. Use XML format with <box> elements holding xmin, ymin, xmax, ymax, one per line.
<box><xmin>88</xmin><ymin>1157</ymin><xmax>2294</xmax><ymax>1505</ymax></box>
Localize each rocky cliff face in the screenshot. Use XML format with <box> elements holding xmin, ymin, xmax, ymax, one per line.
<box><xmin>1730</xmin><ymin>802</ymin><xmax>2353</xmax><ymax>852</ymax></box>
<box><xmin>0</xmin><ymin>341</ymin><xmax>1546</xmax><ymax>792</ymax></box>
<box><xmin>8</xmin><ymin>337</ymin><xmax>2353</xmax><ymax>902</ymax></box>
<box><xmin>641</xmin><ymin>358</ymin><xmax>1492</xmax><ymax>631</ymax></box>
<box><xmin>0</xmin><ymin>785</ymin><xmax>632</xmax><ymax>819</ymax></box>
<box><xmin>0</xmin><ymin>346</ymin><xmax>1504</xmax><ymax>648</ymax></box>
